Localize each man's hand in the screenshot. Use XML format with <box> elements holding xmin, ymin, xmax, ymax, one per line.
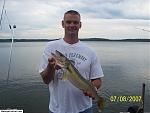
<box><xmin>48</xmin><ymin>57</ymin><xmax>61</xmax><ymax>70</ymax></box>
<box><xmin>83</xmin><ymin>90</ymin><xmax>95</xmax><ymax>99</ymax></box>
<box><xmin>83</xmin><ymin>78</ymin><xmax>101</xmax><ymax>99</ymax></box>
<box><xmin>40</xmin><ymin>57</ymin><xmax>61</xmax><ymax>84</ymax></box>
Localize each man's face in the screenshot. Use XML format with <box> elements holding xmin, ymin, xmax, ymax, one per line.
<box><xmin>62</xmin><ymin>14</ymin><xmax>81</xmax><ymax>35</ymax></box>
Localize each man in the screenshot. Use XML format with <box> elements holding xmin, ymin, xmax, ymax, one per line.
<box><xmin>39</xmin><ymin>10</ymin><xmax>104</xmax><ymax>113</ymax></box>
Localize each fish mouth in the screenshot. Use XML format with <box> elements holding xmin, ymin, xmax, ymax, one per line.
<box><xmin>51</xmin><ymin>50</ymin><xmax>69</xmax><ymax>68</ymax></box>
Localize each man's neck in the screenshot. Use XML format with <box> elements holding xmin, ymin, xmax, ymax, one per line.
<box><xmin>63</xmin><ymin>35</ymin><xmax>79</xmax><ymax>44</ymax></box>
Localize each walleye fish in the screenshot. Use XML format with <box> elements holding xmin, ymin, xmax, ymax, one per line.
<box><xmin>51</xmin><ymin>50</ymin><xmax>105</xmax><ymax>112</ymax></box>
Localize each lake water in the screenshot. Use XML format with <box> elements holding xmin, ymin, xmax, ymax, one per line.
<box><xmin>0</xmin><ymin>41</ymin><xmax>149</xmax><ymax>113</ymax></box>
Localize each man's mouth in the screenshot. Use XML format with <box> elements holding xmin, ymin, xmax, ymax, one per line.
<box><xmin>68</xmin><ymin>27</ymin><xmax>77</xmax><ymax>32</ymax></box>
<box><xmin>69</xmin><ymin>29</ymin><xmax>76</xmax><ymax>32</ymax></box>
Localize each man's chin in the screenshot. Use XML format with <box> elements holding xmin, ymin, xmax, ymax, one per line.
<box><xmin>68</xmin><ymin>31</ymin><xmax>76</xmax><ymax>35</ymax></box>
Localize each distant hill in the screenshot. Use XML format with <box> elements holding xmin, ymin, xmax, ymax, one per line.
<box><xmin>0</xmin><ymin>38</ymin><xmax>149</xmax><ymax>42</ymax></box>
<box><xmin>80</xmin><ymin>38</ymin><xmax>150</xmax><ymax>42</ymax></box>
<box><xmin>0</xmin><ymin>38</ymin><xmax>59</xmax><ymax>42</ymax></box>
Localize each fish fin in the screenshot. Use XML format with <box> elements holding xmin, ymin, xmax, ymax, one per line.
<box><xmin>62</xmin><ymin>69</ymin><xmax>68</xmax><ymax>81</ymax></box>
<box><xmin>97</xmin><ymin>96</ymin><xmax>105</xmax><ymax>112</ymax></box>
<box><xmin>62</xmin><ymin>73</ymin><xmax>68</xmax><ymax>80</ymax></box>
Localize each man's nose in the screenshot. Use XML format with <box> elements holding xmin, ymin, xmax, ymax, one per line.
<box><xmin>70</xmin><ymin>22</ymin><xmax>75</xmax><ymax>26</ymax></box>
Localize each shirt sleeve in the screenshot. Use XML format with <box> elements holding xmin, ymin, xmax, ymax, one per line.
<box><xmin>38</xmin><ymin>43</ymin><xmax>51</xmax><ymax>73</ymax></box>
<box><xmin>90</xmin><ymin>52</ymin><xmax>104</xmax><ymax>79</ymax></box>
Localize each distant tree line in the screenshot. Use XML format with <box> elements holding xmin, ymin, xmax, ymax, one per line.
<box><xmin>0</xmin><ymin>38</ymin><xmax>149</xmax><ymax>42</ymax></box>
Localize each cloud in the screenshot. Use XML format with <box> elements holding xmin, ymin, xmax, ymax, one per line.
<box><xmin>77</xmin><ymin>0</ymin><xmax>149</xmax><ymax>19</ymax></box>
<box><xmin>81</xmin><ymin>18</ymin><xmax>149</xmax><ymax>39</ymax></box>
<box><xmin>0</xmin><ymin>0</ymin><xmax>149</xmax><ymax>39</ymax></box>
<box><xmin>119</xmin><ymin>0</ymin><xmax>149</xmax><ymax>19</ymax></box>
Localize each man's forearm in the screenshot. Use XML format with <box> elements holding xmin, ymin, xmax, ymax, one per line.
<box><xmin>40</xmin><ymin>64</ymin><xmax>55</xmax><ymax>84</ymax></box>
<box><xmin>83</xmin><ymin>78</ymin><xmax>102</xmax><ymax>99</ymax></box>
<box><xmin>91</xmin><ymin>78</ymin><xmax>102</xmax><ymax>89</ymax></box>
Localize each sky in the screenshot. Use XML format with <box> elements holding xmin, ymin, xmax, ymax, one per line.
<box><xmin>0</xmin><ymin>0</ymin><xmax>149</xmax><ymax>39</ymax></box>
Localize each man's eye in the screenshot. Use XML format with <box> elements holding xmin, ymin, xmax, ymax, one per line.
<box><xmin>73</xmin><ymin>21</ymin><xmax>79</xmax><ymax>24</ymax></box>
<box><xmin>66</xmin><ymin>21</ymin><xmax>79</xmax><ymax>24</ymax></box>
<box><xmin>66</xmin><ymin>21</ymin><xmax>71</xmax><ymax>24</ymax></box>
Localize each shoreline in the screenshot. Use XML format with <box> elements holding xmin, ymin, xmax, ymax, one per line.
<box><xmin>0</xmin><ymin>38</ymin><xmax>149</xmax><ymax>42</ymax></box>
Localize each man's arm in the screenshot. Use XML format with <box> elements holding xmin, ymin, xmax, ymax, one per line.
<box><xmin>40</xmin><ymin>63</ymin><xmax>55</xmax><ymax>84</ymax></box>
<box><xmin>40</xmin><ymin>57</ymin><xmax>60</xmax><ymax>84</ymax></box>
<box><xmin>91</xmin><ymin>78</ymin><xmax>102</xmax><ymax>89</ymax></box>
<box><xmin>83</xmin><ymin>78</ymin><xmax>102</xmax><ymax>99</ymax></box>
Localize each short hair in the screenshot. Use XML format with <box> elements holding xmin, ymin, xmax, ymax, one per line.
<box><xmin>64</xmin><ymin>10</ymin><xmax>80</xmax><ymax>18</ymax></box>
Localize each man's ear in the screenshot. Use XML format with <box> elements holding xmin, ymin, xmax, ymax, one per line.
<box><xmin>79</xmin><ymin>22</ymin><xmax>82</xmax><ymax>29</ymax></box>
<box><xmin>62</xmin><ymin>20</ymin><xmax>64</xmax><ymax>28</ymax></box>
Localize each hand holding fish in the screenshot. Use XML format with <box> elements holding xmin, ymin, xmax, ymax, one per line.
<box><xmin>40</xmin><ymin>57</ymin><xmax>62</xmax><ymax>84</ymax></box>
<box><xmin>48</xmin><ymin>57</ymin><xmax>61</xmax><ymax>70</ymax></box>
<box><xmin>83</xmin><ymin>90</ymin><xmax>95</xmax><ymax>99</ymax></box>
<box><xmin>51</xmin><ymin>50</ymin><xmax>105</xmax><ymax>112</ymax></box>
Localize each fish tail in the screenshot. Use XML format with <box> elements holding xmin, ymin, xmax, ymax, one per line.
<box><xmin>97</xmin><ymin>96</ymin><xmax>105</xmax><ymax>112</ymax></box>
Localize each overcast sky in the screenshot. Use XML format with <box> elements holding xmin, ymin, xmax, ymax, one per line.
<box><xmin>0</xmin><ymin>0</ymin><xmax>149</xmax><ymax>39</ymax></box>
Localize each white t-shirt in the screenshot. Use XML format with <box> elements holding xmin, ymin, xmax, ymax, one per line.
<box><xmin>38</xmin><ymin>38</ymin><xmax>104</xmax><ymax>113</ymax></box>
